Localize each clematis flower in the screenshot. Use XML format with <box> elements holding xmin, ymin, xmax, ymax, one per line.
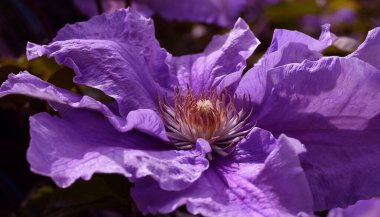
<box><xmin>74</xmin><ymin>0</ymin><xmax>277</xmax><ymax>27</ymax></box>
<box><xmin>327</xmin><ymin>198</ymin><xmax>380</xmax><ymax>217</ymax></box>
<box><xmin>1</xmin><ymin>8</ymin><xmax>380</xmax><ymax>216</ymax></box>
<box><xmin>235</xmin><ymin>25</ymin><xmax>380</xmax><ymax>211</ymax></box>
<box><xmin>1</xmin><ymin>9</ymin><xmax>313</xmax><ymax>216</ymax></box>
<box><xmin>131</xmin><ymin>0</ymin><xmax>247</xmax><ymax>27</ymax></box>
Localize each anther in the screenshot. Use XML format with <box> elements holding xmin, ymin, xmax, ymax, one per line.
<box><xmin>158</xmin><ymin>88</ymin><xmax>255</xmax><ymax>157</ymax></box>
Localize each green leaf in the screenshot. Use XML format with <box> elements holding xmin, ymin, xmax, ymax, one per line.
<box><xmin>328</xmin><ymin>0</ymin><xmax>358</xmax><ymax>11</ymax></box>
<box><xmin>0</xmin><ymin>56</ymin><xmax>28</xmax><ymax>69</ymax></box>
<box><xmin>27</xmin><ymin>56</ymin><xmax>62</xmax><ymax>81</ymax></box>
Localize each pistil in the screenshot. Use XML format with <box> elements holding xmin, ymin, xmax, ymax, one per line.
<box><xmin>158</xmin><ymin>88</ymin><xmax>255</xmax><ymax>158</ymax></box>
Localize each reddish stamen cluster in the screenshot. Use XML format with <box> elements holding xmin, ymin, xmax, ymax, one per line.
<box><xmin>158</xmin><ymin>88</ymin><xmax>254</xmax><ymax>158</ymax></box>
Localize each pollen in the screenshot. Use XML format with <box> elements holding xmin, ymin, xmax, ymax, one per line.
<box><xmin>196</xmin><ymin>100</ymin><xmax>213</xmax><ymax>111</ymax></box>
<box><xmin>158</xmin><ymin>87</ymin><xmax>255</xmax><ymax>158</ymax></box>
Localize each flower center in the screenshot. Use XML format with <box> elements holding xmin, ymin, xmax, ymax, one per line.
<box><xmin>158</xmin><ymin>88</ymin><xmax>254</xmax><ymax>158</ymax></box>
<box><xmin>196</xmin><ymin>99</ymin><xmax>213</xmax><ymax>111</ymax></box>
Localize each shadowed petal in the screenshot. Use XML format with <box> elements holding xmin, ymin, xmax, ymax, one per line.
<box><xmin>327</xmin><ymin>198</ymin><xmax>380</xmax><ymax>217</ymax></box>
<box><xmin>28</xmin><ymin>109</ymin><xmax>209</xmax><ymax>189</ymax></box>
<box><xmin>27</xmin><ymin>9</ymin><xmax>176</xmax><ymax>116</ymax></box>
<box><xmin>249</xmin><ymin>134</ymin><xmax>312</xmax><ymax>216</ymax></box>
<box><xmin>132</xmin><ymin>0</ymin><xmax>247</xmax><ymax>27</ymax></box>
<box><xmin>254</xmin><ymin>57</ymin><xmax>380</xmax><ymax>210</ymax></box>
<box><xmin>349</xmin><ymin>28</ymin><xmax>380</xmax><ymax>69</ymax></box>
<box><xmin>0</xmin><ymin>71</ymin><xmax>168</xmax><ymax>141</ymax></box>
<box><xmin>131</xmin><ymin>128</ymin><xmax>313</xmax><ymax>217</ymax></box>
<box><xmin>169</xmin><ymin>18</ymin><xmax>260</xmax><ymax>93</ymax></box>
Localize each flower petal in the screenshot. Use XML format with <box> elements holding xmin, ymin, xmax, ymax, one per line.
<box><xmin>247</xmin><ymin>134</ymin><xmax>312</xmax><ymax>216</ymax></box>
<box><xmin>349</xmin><ymin>27</ymin><xmax>380</xmax><ymax>69</ymax></box>
<box><xmin>235</xmin><ymin>25</ymin><xmax>333</xmax><ymax>105</ymax></box>
<box><xmin>235</xmin><ymin>42</ymin><xmax>322</xmax><ymax>106</ymax></box>
<box><xmin>169</xmin><ymin>18</ymin><xmax>260</xmax><ymax>93</ymax></box>
<box><xmin>132</xmin><ymin>0</ymin><xmax>247</xmax><ymax>27</ymax></box>
<box><xmin>327</xmin><ymin>198</ymin><xmax>380</xmax><ymax>217</ymax></box>
<box><xmin>267</xmin><ymin>24</ymin><xmax>336</xmax><ymax>54</ymax></box>
<box><xmin>254</xmin><ymin>56</ymin><xmax>380</xmax><ymax>210</ymax></box>
<box><xmin>28</xmin><ymin>109</ymin><xmax>209</xmax><ymax>189</ymax></box>
<box><xmin>0</xmin><ymin>71</ymin><xmax>168</xmax><ymax>140</ymax></box>
<box><xmin>27</xmin><ymin>8</ymin><xmax>175</xmax><ymax>116</ymax></box>
<box><xmin>131</xmin><ymin>128</ymin><xmax>313</xmax><ymax>217</ymax></box>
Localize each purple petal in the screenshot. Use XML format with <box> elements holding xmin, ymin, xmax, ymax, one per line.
<box><xmin>254</xmin><ymin>57</ymin><xmax>380</xmax><ymax>210</ymax></box>
<box><xmin>132</xmin><ymin>0</ymin><xmax>247</xmax><ymax>27</ymax></box>
<box><xmin>27</xmin><ymin>9</ymin><xmax>175</xmax><ymax>116</ymax></box>
<box><xmin>235</xmin><ymin>25</ymin><xmax>333</xmax><ymax>105</ymax></box>
<box><xmin>221</xmin><ymin>129</ymin><xmax>312</xmax><ymax>216</ymax></box>
<box><xmin>169</xmin><ymin>18</ymin><xmax>259</xmax><ymax>93</ymax></box>
<box><xmin>131</xmin><ymin>128</ymin><xmax>313</xmax><ymax>217</ymax></box>
<box><xmin>267</xmin><ymin>24</ymin><xmax>336</xmax><ymax>54</ymax></box>
<box><xmin>327</xmin><ymin>198</ymin><xmax>380</xmax><ymax>217</ymax></box>
<box><xmin>349</xmin><ymin>28</ymin><xmax>380</xmax><ymax>69</ymax></box>
<box><xmin>28</xmin><ymin>109</ymin><xmax>209</xmax><ymax>189</ymax></box>
<box><xmin>229</xmin><ymin>127</ymin><xmax>279</xmax><ymax>165</ymax></box>
<box><xmin>0</xmin><ymin>71</ymin><xmax>168</xmax><ymax>141</ymax></box>
<box><xmin>249</xmin><ymin>134</ymin><xmax>312</xmax><ymax>216</ymax></box>
<box><xmin>235</xmin><ymin>42</ymin><xmax>322</xmax><ymax>106</ymax></box>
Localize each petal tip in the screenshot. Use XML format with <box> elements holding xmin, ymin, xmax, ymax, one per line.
<box><xmin>195</xmin><ymin>138</ymin><xmax>212</xmax><ymax>155</ymax></box>
<box><xmin>26</xmin><ymin>42</ymin><xmax>46</xmax><ymax>60</ymax></box>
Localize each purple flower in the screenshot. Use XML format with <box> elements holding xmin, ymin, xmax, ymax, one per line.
<box><xmin>1</xmin><ymin>8</ymin><xmax>380</xmax><ymax>216</ymax></box>
<box><xmin>74</xmin><ymin>0</ymin><xmax>276</xmax><ymax>27</ymax></box>
<box><xmin>1</xmin><ymin>9</ymin><xmax>313</xmax><ymax>216</ymax></box>
<box><xmin>237</xmin><ymin>26</ymin><xmax>380</xmax><ymax>211</ymax></box>
<box><xmin>131</xmin><ymin>0</ymin><xmax>247</xmax><ymax>27</ymax></box>
<box><xmin>240</xmin><ymin>26</ymin><xmax>380</xmax><ymax>211</ymax></box>
<box><xmin>327</xmin><ymin>198</ymin><xmax>380</xmax><ymax>217</ymax></box>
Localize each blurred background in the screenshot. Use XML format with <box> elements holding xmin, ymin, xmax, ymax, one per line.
<box><xmin>0</xmin><ymin>0</ymin><xmax>379</xmax><ymax>216</ymax></box>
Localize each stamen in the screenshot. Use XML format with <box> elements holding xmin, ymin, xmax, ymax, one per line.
<box><xmin>158</xmin><ymin>88</ymin><xmax>254</xmax><ymax>157</ymax></box>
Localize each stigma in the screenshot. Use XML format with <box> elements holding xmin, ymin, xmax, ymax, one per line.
<box><xmin>158</xmin><ymin>88</ymin><xmax>255</xmax><ymax>159</ymax></box>
<box><xmin>196</xmin><ymin>100</ymin><xmax>213</xmax><ymax>111</ymax></box>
